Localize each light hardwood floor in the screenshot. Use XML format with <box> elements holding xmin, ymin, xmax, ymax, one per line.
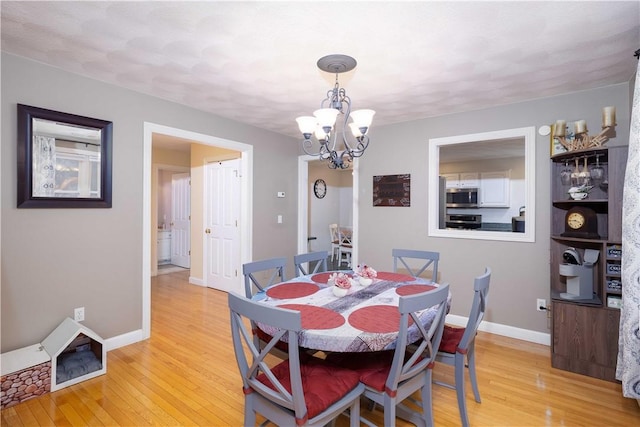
<box><xmin>2</xmin><ymin>270</ymin><xmax>639</xmax><ymax>426</ymax></box>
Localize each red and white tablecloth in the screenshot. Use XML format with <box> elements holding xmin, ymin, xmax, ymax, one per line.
<box><xmin>255</xmin><ymin>271</ymin><xmax>451</xmax><ymax>352</ymax></box>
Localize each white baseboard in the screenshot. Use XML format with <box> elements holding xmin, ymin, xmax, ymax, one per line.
<box><xmin>104</xmin><ymin>329</ymin><xmax>147</xmax><ymax>351</ymax></box>
<box><xmin>445</xmin><ymin>314</ymin><xmax>551</xmax><ymax>346</ymax></box>
<box><xmin>189</xmin><ymin>276</ymin><xmax>205</xmax><ymax>287</ymax></box>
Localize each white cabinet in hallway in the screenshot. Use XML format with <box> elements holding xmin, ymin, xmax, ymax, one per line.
<box><xmin>157</xmin><ymin>230</ymin><xmax>171</xmax><ymax>264</ymax></box>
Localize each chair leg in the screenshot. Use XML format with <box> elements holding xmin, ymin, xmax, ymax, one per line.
<box><xmin>383</xmin><ymin>395</ymin><xmax>397</xmax><ymax>427</ymax></box>
<box><xmin>467</xmin><ymin>344</ymin><xmax>481</xmax><ymax>403</ymax></box>
<box><xmin>349</xmin><ymin>397</ymin><xmax>361</xmax><ymax>427</ymax></box>
<box><xmin>455</xmin><ymin>352</ymin><xmax>470</xmax><ymax>427</ymax></box>
<box><xmin>244</xmin><ymin>396</ymin><xmax>256</xmax><ymax>426</ymax></box>
<box><xmin>420</xmin><ymin>369</ymin><xmax>435</xmax><ymax>427</ymax></box>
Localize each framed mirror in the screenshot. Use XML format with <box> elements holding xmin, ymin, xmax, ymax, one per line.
<box><xmin>428</xmin><ymin>126</ymin><xmax>536</xmax><ymax>242</ymax></box>
<box><xmin>17</xmin><ymin>104</ymin><xmax>112</xmax><ymax>208</ymax></box>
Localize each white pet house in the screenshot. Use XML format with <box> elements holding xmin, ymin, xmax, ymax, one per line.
<box><xmin>1</xmin><ymin>318</ymin><xmax>106</xmax><ymax>408</ymax></box>
<box><xmin>42</xmin><ymin>317</ymin><xmax>106</xmax><ymax>391</ymax></box>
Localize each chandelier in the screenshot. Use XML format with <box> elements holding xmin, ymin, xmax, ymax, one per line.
<box><xmin>296</xmin><ymin>54</ymin><xmax>375</xmax><ymax>169</ymax></box>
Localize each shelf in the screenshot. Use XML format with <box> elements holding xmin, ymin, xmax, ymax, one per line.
<box><xmin>550</xmin><ymin>144</ymin><xmax>627</xmax><ymax>382</ymax></box>
<box><xmin>551</xmin><ymin>147</ymin><xmax>608</xmax><ymax>162</ymax></box>
<box><xmin>551</xmin><ymin>235</ymin><xmax>607</xmax><ymax>243</ymax></box>
<box><xmin>551</xmin><ymin>291</ymin><xmax>602</xmax><ymax>306</ymax></box>
<box><xmin>552</xmin><ymin>199</ymin><xmax>608</xmax><ymax>205</ymax></box>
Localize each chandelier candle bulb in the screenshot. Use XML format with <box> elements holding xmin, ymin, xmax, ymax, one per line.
<box><xmin>555</xmin><ymin>120</ymin><xmax>566</xmax><ymax>137</ymax></box>
<box><xmin>296</xmin><ymin>116</ymin><xmax>317</xmax><ymax>136</ymax></box>
<box><xmin>574</xmin><ymin>120</ymin><xmax>587</xmax><ymax>134</ymax></box>
<box><xmin>314</xmin><ymin>108</ymin><xmax>339</xmax><ymax>128</ymax></box>
<box><xmin>350</xmin><ymin>109</ymin><xmax>376</xmax><ymax>129</ymax></box>
<box><xmin>602</xmin><ymin>106</ymin><xmax>616</xmax><ymax>127</ymax></box>
<box><xmin>349</xmin><ymin>123</ymin><xmax>363</xmax><ymax>137</ymax></box>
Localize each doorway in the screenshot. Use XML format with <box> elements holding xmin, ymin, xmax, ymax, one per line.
<box><xmin>142</xmin><ymin>122</ymin><xmax>253</xmax><ymax>340</ymax></box>
<box><xmin>297</xmin><ymin>155</ymin><xmax>359</xmax><ymax>268</ymax></box>
<box><xmin>156</xmin><ymin>166</ymin><xmax>190</xmax><ymax>275</ymax></box>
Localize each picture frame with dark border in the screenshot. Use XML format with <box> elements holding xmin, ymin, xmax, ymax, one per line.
<box><xmin>373</xmin><ymin>174</ymin><xmax>410</xmax><ymax>207</ymax></box>
<box><xmin>17</xmin><ymin>104</ymin><xmax>113</xmax><ymax>208</ymax></box>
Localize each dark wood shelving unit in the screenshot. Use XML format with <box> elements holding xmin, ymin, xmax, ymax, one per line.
<box><xmin>549</xmin><ymin>145</ymin><xmax>628</xmax><ymax>381</ymax></box>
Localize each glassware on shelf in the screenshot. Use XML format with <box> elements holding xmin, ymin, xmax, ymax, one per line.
<box><xmin>578</xmin><ymin>156</ymin><xmax>591</xmax><ymax>186</ymax></box>
<box><xmin>590</xmin><ymin>154</ymin><xmax>605</xmax><ymax>186</ymax></box>
<box><xmin>570</xmin><ymin>158</ymin><xmax>581</xmax><ymax>186</ymax></box>
<box><xmin>560</xmin><ymin>160</ymin><xmax>572</xmax><ymax>185</ymax></box>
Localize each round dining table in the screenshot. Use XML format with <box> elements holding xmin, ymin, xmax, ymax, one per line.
<box><xmin>253</xmin><ymin>271</ymin><xmax>451</xmax><ymax>353</ymax></box>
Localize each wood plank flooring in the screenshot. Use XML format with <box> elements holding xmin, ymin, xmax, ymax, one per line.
<box><xmin>3</xmin><ymin>270</ymin><xmax>639</xmax><ymax>426</ymax></box>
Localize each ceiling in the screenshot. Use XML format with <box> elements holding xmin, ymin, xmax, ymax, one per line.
<box><xmin>2</xmin><ymin>1</ymin><xmax>639</xmax><ymax>146</ymax></box>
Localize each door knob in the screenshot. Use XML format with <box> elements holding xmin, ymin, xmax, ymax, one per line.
<box><xmin>205</xmin><ymin>228</ymin><xmax>211</xmax><ymax>234</ymax></box>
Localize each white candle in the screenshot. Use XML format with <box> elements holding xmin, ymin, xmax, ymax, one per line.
<box><xmin>602</xmin><ymin>106</ymin><xmax>616</xmax><ymax>127</ymax></box>
<box><xmin>574</xmin><ymin>120</ymin><xmax>587</xmax><ymax>134</ymax></box>
<box><xmin>555</xmin><ymin>120</ymin><xmax>566</xmax><ymax>137</ymax></box>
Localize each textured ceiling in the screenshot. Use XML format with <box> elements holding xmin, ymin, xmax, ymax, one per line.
<box><xmin>2</xmin><ymin>1</ymin><xmax>639</xmax><ymax>141</ymax></box>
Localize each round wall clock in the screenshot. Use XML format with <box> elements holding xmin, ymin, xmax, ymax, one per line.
<box><xmin>313</xmin><ymin>179</ymin><xmax>327</xmax><ymax>199</ymax></box>
<box><xmin>561</xmin><ymin>206</ymin><xmax>599</xmax><ymax>239</ymax></box>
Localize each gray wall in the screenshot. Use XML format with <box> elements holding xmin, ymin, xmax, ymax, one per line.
<box><xmin>358</xmin><ymin>83</ymin><xmax>631</xmax><ymax>333</ymax></box>
<box><xmin>1</xmin><ymin>52</ymin><xmax>632</xmax><ymax>351</ymax></box>
<box><xmin>1</xmin><ymin>53</ymin><xmax>299</xmax><ymax>352</ymax></box>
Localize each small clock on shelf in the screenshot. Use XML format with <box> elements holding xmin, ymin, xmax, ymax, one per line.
<box><xmin>313</xmin><ymin>179</ymin><xmax>327</xmax><ymax>199</ymax></box>
<box><xmin>561</xmin><ymin>206</ymin><xmax>599</xmax><ymax>239</ymax></box>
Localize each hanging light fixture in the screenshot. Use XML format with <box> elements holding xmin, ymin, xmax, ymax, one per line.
<box><xmin>296</xmin><ymin>54</ymin><xmax>375</xmax><ymax>169</ymax></box>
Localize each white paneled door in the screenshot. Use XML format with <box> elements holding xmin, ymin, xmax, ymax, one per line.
<box><xmin>205</xmin><ymin>159</ymin><xmax>241</xmax><ymax>293</ymax></box>
<box><xmin>171</xmin><ymin>173</ymin><xmax>191</xmax><ymax>268</ymax></box>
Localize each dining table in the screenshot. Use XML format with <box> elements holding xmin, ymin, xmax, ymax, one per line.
<box><xmin>253</xmin><ymin>270</ymin><xmax>451</xmax><ymax>353</ymax></box>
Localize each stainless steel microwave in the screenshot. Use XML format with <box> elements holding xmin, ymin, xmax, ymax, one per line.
<box><xmin>446</xmin><ymin>188</ymin><xmax>478</xmax><ymax>208</ymax></box>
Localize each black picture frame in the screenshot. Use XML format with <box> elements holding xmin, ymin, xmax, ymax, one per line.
<box><xmin>17</xmin><ymin>104</ymin><xmax>113</xmax><ymax>208</ymax></box>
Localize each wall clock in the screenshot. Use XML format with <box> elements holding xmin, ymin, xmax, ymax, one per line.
<box><xmin>561</xmin><ymin>206</ymin><xmax>599</xmax><ymax>239</ymax></box>
<box><xmin>313</xmin><ymin>179</ymin><xmax>327</xmax><ymax>199</ymax></box>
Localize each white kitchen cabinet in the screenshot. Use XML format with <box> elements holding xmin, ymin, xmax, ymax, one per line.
<box><xmin>157</xmin><ymin>230</ymin><xmax>171</xmax><ymax>264</ymax></box>
<box><xmin>479</xmin><ymin>170</ymin><xmax>510</xmax><ymax>207</ymax></box>
<box><xmin>443</xmin><ymin>172</ymin><xmax>479</xmax><ymax>188</ymax></box>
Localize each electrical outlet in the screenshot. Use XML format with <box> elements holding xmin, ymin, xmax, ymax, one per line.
<box><xmin>74</xmin><ymin>307</ymin><xmax>85</xmax><ymax>322</ymax></box>
<box><xmin>536</xmin><ymin>299</ymin><xmax>546</xmax><ymax>312</ymax></box>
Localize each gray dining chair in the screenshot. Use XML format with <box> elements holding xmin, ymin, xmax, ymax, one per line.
<box><xmin>242</xmin><ymin>257</ymin><xmax>287</xmax><ymax>298</ymax></box>
<box><xmin>242</xmin><ymin>257</ymin><xmax>288</xmax><ymax>358</ymax></box>
<box><xmin>327</xmin><ymin>284</ymin><xmax>450</xmax><ymax>427</ymax></box>
<box><xmin>435</xmin><ymin>267</ymin><xmax>491</xmax><ymax>427</ymax></box>
<box><xmin>228</xmin><ymin>292</ymin><xmax>364</xmax><ymax>427</ymax></box>
<box><xmin>294</xmin><ymin>251</ymin><xmax>328</xmax><ymax>276</ymax></box>
<box><xmin>392</xmin><ymin>248</ymin><xmax>440</xmax><ymax>283</ymax></box>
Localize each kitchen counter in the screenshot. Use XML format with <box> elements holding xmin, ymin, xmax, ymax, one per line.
<box><xmin>479</xmin><ymin>222</ymin><xmax>512</xmax><ymax>232</ymax></box>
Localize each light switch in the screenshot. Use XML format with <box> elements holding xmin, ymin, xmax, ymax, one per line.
<box><xmin>277</xmin><ymin>192</ymin><xmax>285</xmax><ymax>198</ymax></box>
<box><xmin>277</xmin><ymin>215</ymin><xmax>283</xmax><ymax>224</ymax></box>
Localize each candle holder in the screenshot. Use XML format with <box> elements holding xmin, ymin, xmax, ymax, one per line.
<box><xmin>552</xmin><ymin>106</ymin><xmax>616</xmax><ymax>152</ymax></box>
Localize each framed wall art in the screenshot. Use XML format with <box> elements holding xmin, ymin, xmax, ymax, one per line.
<box><xmin>17</xmin><ymin>104</ymin><xmax>113</xmax><ymax>208</ymax></box>
<box><xmin>373</xmin><ymin>174</ymin><xmax>410</xmax><ymax>207</ymax></box>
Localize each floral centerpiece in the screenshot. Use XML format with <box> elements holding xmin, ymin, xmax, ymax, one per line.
<box><xmin>329</xmin><ymin>272</ymin><xmax>351</xmax><ymax>297</ymax></box>
<box><xmin>356</xmin><ymin>264</ymin><xmax>377</xmax><ymax>286</ymax></box>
